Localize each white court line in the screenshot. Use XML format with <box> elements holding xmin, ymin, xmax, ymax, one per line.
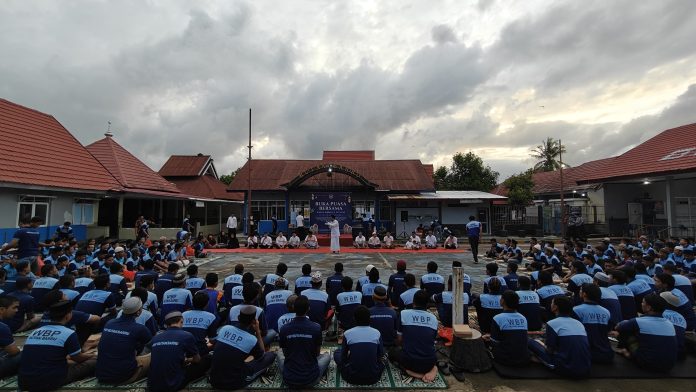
<box><xmin>194</xmin><ymin>256</ymin><xmax>222</xmax><ymax>268</ymax></box>
<box><xmin>377</xmin><ymin>252</ymin><xmax>396</xmax><ymax>273</ymax></box>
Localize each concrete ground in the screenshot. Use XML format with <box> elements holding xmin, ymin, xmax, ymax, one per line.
<box><xmin>194</xmin><ymin>249</ymin><xmax>696</xmax><ymax>392</ymax></box>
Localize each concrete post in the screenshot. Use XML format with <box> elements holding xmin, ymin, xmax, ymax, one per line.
<box><xmin>452</xmin><ymin>266</ymin><xmax>464</xmax><ymax>325</ymax></box>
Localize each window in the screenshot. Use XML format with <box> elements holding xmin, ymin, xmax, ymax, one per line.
<box><xmin>352</xmin><ymin>201</ymin><xmax>374</xmax><ymax>219</ymax></box>
<box><xmin>72</xmin><ymin>200</ymin><xmax>96</xmax><ymax>225</ymax></box>
<box><xmin>251</xmin><ymin>201</ymin><xmax>287</xmax><ymax>220</ymax></box>
<box><xmin>17</xmin><ymin>196</ymin><xmax>50</xmax><ymax>226</ymax></box>
<box><xmin>290</xmin><ymin>200</ymin><xmax>310</xmax><ymax>220</ymax></box>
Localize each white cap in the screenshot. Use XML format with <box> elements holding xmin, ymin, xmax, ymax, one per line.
<box><xmin>594</xmin><ymin>272</ymin><xmax>611</xmax><ymax>283</ymax></box>
<box><xmin>114</xmin><ymin>246</ymin><xmax>125</xmax><ymax>253</ymax></box>
<box><xmin>675</xmin><ymin>245</ymin><xmax>684</xmax><ymax>251</ymax></box>
<box><xmin>365</xmin><ymin>264</ymin><xmax>375</xmax><ymax>272</ymax></box>
<box><xmin>533</xmin><ymin>244</ymin><xmax>541</xmax><ymax>251</ymax></box>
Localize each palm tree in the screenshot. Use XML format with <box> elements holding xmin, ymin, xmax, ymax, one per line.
<box><xmin>531</xmin><ymin>137</ymin><xmax>568</xmax><ymax>172</ymax></box>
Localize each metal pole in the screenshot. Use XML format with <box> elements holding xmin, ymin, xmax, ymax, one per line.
<box><xmin>247</xmin><ymin>108</ymin><xmax>253</xmax><ymax>235</ymax></box>
<box><xmin>452</xmin><ymin>266</ymin><xmax>464</xmax><ymax>325</ymax></box>
<box><xmin>559</xmin><ymin>139</ymin><xmax>565</xmax><ymax>238</ymax></box>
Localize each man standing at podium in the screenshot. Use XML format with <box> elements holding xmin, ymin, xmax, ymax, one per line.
<box><xmin>325</xmin><ymin>215</ymin><xmax>341</xmax><ymax>254</ymax></box>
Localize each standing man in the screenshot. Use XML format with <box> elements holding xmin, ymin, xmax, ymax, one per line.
<box><xmin>226</xmin><ymin>213</ymin><xmax>238</xmax><ymax>239</ymax></box>
<box><xmin>295</xmin><ymin>211</ymin><xmax>305</xmax><ymax>241</ymax></box>
<box><xmin>325</xmin><ymin>215</ymin><xmax>341</xmax><ymax>254</ymax></box>
<box><xmin>466</xmin><ymin>215</ymin><xmax>482</xmax><ymax>264</ymax></box>
<box><xmin>271</xmin><ymin>215</ymin><xmax>278</xmax><ymax>236</ymax></box>
<box><xmin>1</xmin><ymin>216</ymin><xmax>47</xmax><ymax>275</ymax></box>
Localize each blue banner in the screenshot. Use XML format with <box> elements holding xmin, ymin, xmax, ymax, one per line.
<box><xmin>310</xmin><ymin>192</ymin><xmax>352</xmax><ymax>234</ymax></box>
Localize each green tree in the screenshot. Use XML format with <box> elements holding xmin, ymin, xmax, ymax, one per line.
<box><xmin>433</xmin><ymin>166</ymin><xmax>448</xmax><ymax>190</ymax></box>
<box><xmin>531</xmin><ymin>137</ymin><xmax>568</xmax><ymax>172</ymax></box>
<box><xmin>503</xmin><ymin>169</ymin><xmax>535</xmax><ymax>206</ymax></box>
<box><xmin>219</xmin><ymin>167</ymin><xmax>240</xmax><ymax>185</ymax></box>
<box><xmin>435</xmin><ymin>152</ymin><xmax>499</xmax><ymax>191</ymax></box>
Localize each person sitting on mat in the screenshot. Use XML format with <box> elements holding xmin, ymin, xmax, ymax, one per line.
<box><xmin>424</xmin><ymin>231</ymin><xmax>438</xmax><ymax>249</ymax></box>
<box><xmin>278</xmin><ymin>295</ymin><xmax>330</xmax><ymax>388</ymax></box>
<box><xmin>287</xmin><ymin>232</ymin><xmax>301</xmax><ymax>249</ymax></box>
<box><xmin>389</xmin><ymin>289</ymin><xmax>438</xmax><ymax>383</ymax></box>
<box><xmin>515</xmin><ymin>276</ymin><xmax>543</xmax><ymax>331</ymax></box>
<box><xmin>483</xmin><ymin>290</ymin><xmax>530</xmax><ymax>366</ymax></box>
<box><xmin>369</xmin><ymin>286</ymin><xmax>398</xmax><ymax>348</ymax></box>
<box><xmin>336</xmin><ymin>277</ymin><xmax>363</xmax><ymax>331</ymax></box>
<box><xmin>528</xmin><ymin>296</ymin><xmax>592</xmax><ymax>378</ymax></box>
<box><xmin>612</xmin><ymin>293</ymin><xmax>677</xmax><ymax>372</ymax></box>
<box><xmin>572</xmin><ymin>284</ymin><xmax>614</xmax><ymax>363</ymax></box>
<box><xmin>367</xmin><ymin>233</ymin><xmax>382</xmax><ymax>249</ymax></box>
<box><xmin>472</xmin><ymin>277</ymin><xmax>503</xmax><ymax>333</ymax></box>
<box><xmin>304</xmin><ymin>232</ymin><xmax>319</xmax><ymax>249</ymax></box>
<box><xmin>334</xmin><ymin>305</ymin><xmax>385</xmax><ymax>385</ymax></box>
<box><xmin>354</xmin><ymin>232</ymin><xmax>367</xmax><ymax>249</ymax></box>
<box><xmin>660</xmin><ymin>291</ymin><xmax>688</xmax><ymax>360</ymax></box>
<box><xmin>383</xmin><ymin>232</ymin><xmax>396</xmax><ymax>249</ymax></box>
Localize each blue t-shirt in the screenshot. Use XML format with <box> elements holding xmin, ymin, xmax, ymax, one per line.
<box><xmin>399</xmin><ymin>287</ymin><xmax>419</xmax><ymax>310</ymax></box>
<box><xmin>74</xmin><ymin>277</ymin><xmax>94</xmax><ymax>295</ymax></box>
<box><xmin>338</xmin><ymin>326</ymin><xmax>385</xmax><ymax>384</ymax></box>
<box><xmin>369</xmin><ymin>302</ymin><xmax>398</xmax><ymax>346</ymax></box>
<box><xmin>222</xmin><ymin>274</ymin><xmax>243</xmax><ymax>306</ymax></box>
<box><xmin>294</xmin><ymin>275</ymin><xmax>312</xmax><ymax>295</ymax></box>
<box><xmin>182</xmin><ymin>309</ymin><xmax>218</xmax><ymax>356</ymax></box>
<box><xmin>31</xmin><ymin>277</ymin><xmax>59</xmax><ymax>310</ymax></box>
<box><xmin>75</xmin><ymin>289</ymin><xmax>116</xmax><ymax>316</ymax></box>
<box><xmin>209</xmin><ymin>324</ymin><xmax>264</xmax><ymax>389</ymax></box>
<box><xmin>432</xmin><ymin>291</ymin><xmax>469</xmax><ymax>328</ymax></box>
<box><xmin>360</xmin><ymin>283</ymin><xmax>388</xmax><ymax>308</ymax></box>
<box><xmin>465</xmin><ymin>220</ymin><xmax>481</xmax><ymax>237</ymax></box>
<box><xmin>474</xmin><ymin>293</ymin><xmax>503</xmax><ymax>333</ymax></box>
<box><xmin>148</xmin><ymin>328</ymin><xmax>199</xmax><ymax>392</ymax></box>
<box><xmin>6</xmin><ymin>291</ymin><xmax>36</xmax><ymax>333</ymax></box>
<box><xmin>336</xmin><ymin>291</ymin><xmax>362</xmax><ymax>329</ymax></box>
<box><xmin>616</xmin><ymin>316</ymin><xmax>677</xmax><ymax>371</ymax></box>
<box><xmin>398</xmin><ymin>309</ymin><xmax>438</xmax><ymax>368</ymax></box>
<box><xmin>96</xmin><ymin>315</ymin><xmax>153</xmax><ymax>383</ymax></box>
<box><xmin>599</xmin><ymin>287</ymin><xmax>623</xmax><ymax>325</ymax></box>
<box><xmin>387</xmin><ymin>272</ymin><xmax>407</xmax><ymax>306</ymax></box>
<box><xmin>0</xmin><ymin>321</ymin><xmax>15</xmax><ymax>352</ymax></box>
<box><xmin>545</xmin><ymin>316</ymin><xmax>592</xmax><ymax>376</ymax></box>
<box><xmin>185</xmin><ymin>277</ymin><xmax>206</xmax><ymax>295</ymax></box>
<box><xmin>19</xmin><ymin>324</ymin><xmax>82</xmax><ymax>391</ymax></box>
<box><xmin>13</xmin><ymin>227</ymin><xmax>40</xmax><ymax>259</ymax></box>
<box><xmin>264</xmin><ymin>289</ymin><xmax>293</xmax><ymax>331</ymax></box>
<box><xmin>301</xmin><ymin>288</ymin><xmax>329</xmax><ymax>327</ymax></box>
<box><xmin>483</xmin><ymin>276</ymin><xmax>508</xmax><ymax>294</ymax></box>
<box><xmin>326</xmin><ymin>273</ymin><xmax>344</xmax><ymax>307</ymax></box>
<box><xmin>160</xmin><ymin>288</ymin><xmax>193</xmax><ymax>322</ymax></box>
<box><xmin>573</xmin><ymin>302</ymin><xmax>613</xmax><ymax>363</ymax></box>
<box><xmin>279</xmin><ymin>316</ymin><xmax>323</xmax><ymax>387</ymax></box>
<box><xmin>420</xmin><ymin>273</ymin><xmax>445</xmax><ymax>297</ymax></box>
<box><xmin>229</xmin><ymin>305</ymin><xmax>267</xmax><ymax>335</ymax></box>
<box><xmin>490</xmin><ymin>311</ymin><xmax>529</xmax><ymax>365</ymax></box>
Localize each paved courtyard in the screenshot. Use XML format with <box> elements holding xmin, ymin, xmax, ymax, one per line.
<box><xmin>194</xmin><ymin>249</ymin><xmax>696</xmax><ymax>392</ymax></box>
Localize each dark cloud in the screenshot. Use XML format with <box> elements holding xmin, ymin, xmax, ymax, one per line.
<box><xmin>431</xmin><ymin>24</ymin><xmax>458</xmax><ymax>44</ymax></box>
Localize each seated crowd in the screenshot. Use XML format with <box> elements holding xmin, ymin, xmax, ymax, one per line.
<box><xmin>0</xmin><ymin>231</ymin><xmax>694</xmax><ymax>390</ymax></box>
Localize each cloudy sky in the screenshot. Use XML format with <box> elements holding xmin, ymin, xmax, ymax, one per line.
<box><xmin>2</xmin><ymin>0</ymin><xmax>695</xmax><ymax>180</ymax></box>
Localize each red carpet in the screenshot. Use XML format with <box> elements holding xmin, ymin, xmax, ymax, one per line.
<box><xmin>207</xmin><ymin>247</ymin><xmax>465</xmax><ymax>254</ymax></box>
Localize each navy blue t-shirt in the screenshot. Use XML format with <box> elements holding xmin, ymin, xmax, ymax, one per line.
<box><xmin>222</xmin><ymin>273</ymin><xmax>243</xmax><ymax>306</ymax></box>
<box><xmin>338</xmin><ymin>326</ymin><xmax>384</xmax><ymax>384</ymax></box>
<box><xmin>148</xmin><ymin>328</ymin><xmax>199</xmax><ymax>392</ymax></box>
<box><xmin>336</xmin><ymin>291</ymin><xmax>362</xmax><ymax>329</ymax></box>
<box><xmin>369</xmin><ymin>302</ymin><xmax>398</xmax><ymax>346</ymax></box>
<box><xmin>301</xmin><ymin>288</ymin><xmax>329</xmax><ymax>327</ymax></box>
<box><xmin>160</xmin><ymin>288</ymin><xmax>193</xmax><ymax>323</ymax></box>
<box><xmin>19</xmin><ymin>324</ymin><xmax>82</xmax><ymax>391</ymax></box>
<box><xmin>573</xmin><ymin>302</ymin><xmax>614</xmax><ymax>363</ymax></box>
<box><xmin>432</xmin><ymin>291</ymin><xmax>469</xmax><ymax>328</ymax></box>
<box><xmin>490</xmin><ymin>311</ymin><xmax>529</xmax><ymax>365</ymax></box>
<box><xmin>6</xmin><ymin>291</ymin><xmax>36</xmax><ymax>333</ymax></box>
<box><xmin>31</xmin><ymin>277</ymin><xmax>59</xmax><ymax>310</ymax></box>
<box><xmin>209</xmin><ymin>324</ymin><xmax>264</xmax><ymax>389</ymax></box>
<box><xmin>420</xmin><ymin>273</ymin><xmax>445</xmax><ymax>297</ymax></box>
<box><xmin>182</xmin><ymin>309</ymin><xmax>218</xmax><ymax>356</ymax></box>
<box><xmin>279</xmin><ymin>316</ymin><xmax>323</xmax><ymax>387</ymax></box>
<box><xmin>616</xmin><ymin>316</ymin><xmax>677</xmax><ymax>371</ymax></box>
<box><xmin>264</xmin><ymin>289</ymin><xmax>293</xmax><ymax>331</ymax></box>
<box><xmin>516</xmin><ymin>290</ymin><xmax>543</xmax><ymax>331</ymax></box>
<box><xmin>75</xmin><ymin>289</ymin><xmax>116</xmax><ymax>316</ymax></box>
<box><xmin>185</xmin><ymin>277</ymin><xmax>206</xmax><ymax>295</ymax></box>
<box><xmin>387</xmin><ymin>272</ymin><xmax>407</xmax><ymax>306</ymax></box>
<box><xmin>13</xmin><ymin>228</ymin><xmax>40</xmax><ymax>259</ymax></box>
<box><xmin>326</xmin><ymin>273</ymin><xmax>344</xmax><ymax>307</ymax></box>
<box><xmin>544</xmin><ymin>316</ymin><xmax>592</xmax><ymax>377</ymax></box>
<box><xmin>96</xmin><ymin>315</ymin><xmax>152</xmax><ymax>383</ymax></box>
<box><xmin>398</xmin><ymin>309</ymin><xmax>438</xmax><ymax>369</ymax></box>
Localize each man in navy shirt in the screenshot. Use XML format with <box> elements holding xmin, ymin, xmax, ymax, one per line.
<box><xmin>420</xmin><ymin>261</ymin><xmax>445</xmax><ymax>298</ymax></box>
<box><xmin>222</xmin><ymin>263</ymin><xmax>244</xmax><ymax>307</ymax></box>
<box><xmin>264</xmin><ymin>277</ymin><xmax>293</xmax><ymax>334</ymax></box>
<box><xmin>483</xmin><ymin>262</ymin><xmax>508</xmax><ymax>294</ymax></box>
<box><xmin>1</xmin><ymin>216</ymin><xmax>46</xmax><ymax>274</ymax></box>
<box><xmin>536</xmin><ymin>271</ymin><xmax>566</xmax><ymax>321</ymax></box>
<box><xmin>160</xmin><ymin>272</ymin><xmax>193</xmax><ymax>326</ymax></box>
<box><xmin>18</xmin><ymin>300</ymin><xmax>96</xmax><ymax>391</ymax></box>
<box><xmin>209</xmin><ymin>305</ymin><xmax>276</xmax><ymax>389</ymax></box>
<box><xmin>515</xmin><ymin>276</ymin><xmax>543</xmax><ymax>331</ymax></box>
<box><xmin>148</xmin><ymin>311</ymin><xmax>205</xmax><ymax>392</ymax></box>
<box><xmin>334</xmin><ymin>305</ymin><xmax>385</xmax><ymax>385</ymax></box>
<box><xmin>389</xmin><ymin>289</ymin><xmax>438</xmax><ymax>383</ymax></box>
<box><xmin>369</xmin><ymin>286</ymin><xmax>398</xmax><ymax>347</ymax></box>
<box><xmin>573</xmin><ymin>284</ymin><xmax>613</xmax><ymax>363</ymax></box>
<box><xmin>0</xmin><ymin>297</ymin><xmax>22</xmax><ymax>378</ymax></box>
<box><xmin>96</xmin><ymin>297</ymin><xmax>152</xmax><ymax>385</ymax></box>
<box><xmin>473</xmin><ymin>277</ymin><xmax>504</xmax><ymax>333</ymax></box>
<box><xmin>182</xmin><ymin>291</ymin><xmax>219</xmax><ymax>357</ymax></box>
<box><xmin>614</xmin><ymin>293</ymin><xmax>677</xmax><ymax>372</ymax></box>
<box><xmin>185</xmin><ymin>264</ymin><xmax>206</xmax><ymax>295</ymax></box>
<box><xmin>504</xmin><ymin>262</ymin><xmax>519</xmax><ymax>291</ymax></box>
<box><xmin>278</xmin><ymin>295</ymin><xmax>330</xmax><ymax>388</ymax></box>
<box><xmin>431</xmin><ymin>276</ymin><xmax>470</xmax><ymax>328</ymax></box>
<box><xmin>6</xmin><ymin>276</ymin><xmax>40</xmax><ymax>333</ymax></box>
<box><xmin>528</xmin><ymin>296</ymin><xmax>592</xmax><ymax>378</ymax></box>
<box><xmin>564</xmin><ymin>261</ymin><xmax>594</xmax><ymax>305</ymax></box>
<box><xmin>654</xmin><ymin>273</ymin><xmax>696</xmax><ymax>330</ymax></box>
<box><xmin>153</xmin><ymin>262</ymin><xmax>177</xmax><ymax>302</ymax></box>
<box><xmin>466</xmin><ymin>215</ymin><xmax>482</xmax><ymax>263</ymax></box>
<box><xmin>294</xmin><ymin>263</ymin><xmax>313</xmax><ymax>295</ymax></box>
<box><xmin>361</xmin><ymin>267</ymin><xmax>388</xmax><ymax>308</ymax></box>
<box><xmin>325</xmin><ymin>262</ymin><xmax>344</xmax><ymax>307</ymax></box>
<box><xmin>336</xmin><ymin>277</ymin><xmax>362</xmax><ymax>331</ymax></box>
<box><xmin>483</xmin><ymin>290</ymin><xmax>530</xmax><ymax>366</ymax></box>
<box><xmin>259</xmin><ymin>262</ymin><xmax>289</xmax><ymax>297</ymax></box>
<box><xmin>301</xmin><ymin>272</ymin><xmax>330</xmax><ymax>327</ymax></box>
<box><xmin>387</xmin><ymin>260</ymin><xmax>408</xmax><ymax>307</ymax></box>
<box><xmin>31</xmin><ymin>264</ymin><xmax>59</xmax><ymax>312</ymax></box>
<box><xmin>75</xmin><ymin>273</ymin><xmax>117</xmax><ymax>325</ymax></box>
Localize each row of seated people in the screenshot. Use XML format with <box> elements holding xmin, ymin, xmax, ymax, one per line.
<box><xmin>244</xmin><ymin>231</ymin><xmax>460</xmax><ymax>250</ymax></box>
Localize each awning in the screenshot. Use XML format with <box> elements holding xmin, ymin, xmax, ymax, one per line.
<box><xmin>387</xmin><ymin>191</ymin><xmax>507</xmax><ymax>202</ymax></box>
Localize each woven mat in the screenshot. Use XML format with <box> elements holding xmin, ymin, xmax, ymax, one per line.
<box><xmin>0</xmin><ymin>347</ymin><xmax>447</xmax><ymax>391</ymax></box>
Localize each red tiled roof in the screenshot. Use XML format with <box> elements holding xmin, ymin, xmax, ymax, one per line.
<box><xmin>169</xmin><ymin>176</ymin><xmax>243</xmax><ymax>201</ymax></box>
<box><xmin>577</xmin><ymin>123</ymin><xmax>696</xmax><ymax>183</ymax></box>
<box><xmin>0</xmin><ymin>98</ymin><xmax>119</xmax><ymax>191</ymax></box>
<box><xmin>86</xmin><ymin>136</ymin><xmax>180</xmax><ymax>194</ymax></box>
<box><xmin>422</xmin><ymin>164</ymin><xmax>434</xmax><ymax>179</ymax></box>
<box><xmin>228</xmin><ymin>159</ymin><xmax>435</xmax><ymax>191</ymax></box>
<box><xmin>322</xmin><ymin>151</ymin><xmax>375</xmax><ymax>161</ymax></box>
<box><xmin>158</xmin><ymin>155</ymin><xmax>211</xmax><ymax>177</ymax></box>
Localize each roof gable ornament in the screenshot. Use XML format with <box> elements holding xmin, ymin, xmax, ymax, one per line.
<box><xmin>281</xmin><ymin>163</ymin><xmax>378</xmax><ymax>189</ymax></box>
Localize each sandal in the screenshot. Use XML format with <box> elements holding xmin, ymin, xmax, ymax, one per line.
<box><xmin>437</xmin><ymin>360</ymin><xmax>450</xmax><ymax>376</ymax></box>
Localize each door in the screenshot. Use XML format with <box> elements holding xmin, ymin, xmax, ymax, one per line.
<box><xmin>627</xmin><ymin>203</ymin><xmax>643</xmax><ymax>226</ymax></box>
<box><xmin>98</xmin><ymin>198</ymin><xmax>119</xmax><ymax>238</ymax></box>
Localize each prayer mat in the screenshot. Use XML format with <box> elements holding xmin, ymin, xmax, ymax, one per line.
<box><xmin>493</xmin><ymin>354</ymin><xmax>696</xmax><ymax>379</ymax></box>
